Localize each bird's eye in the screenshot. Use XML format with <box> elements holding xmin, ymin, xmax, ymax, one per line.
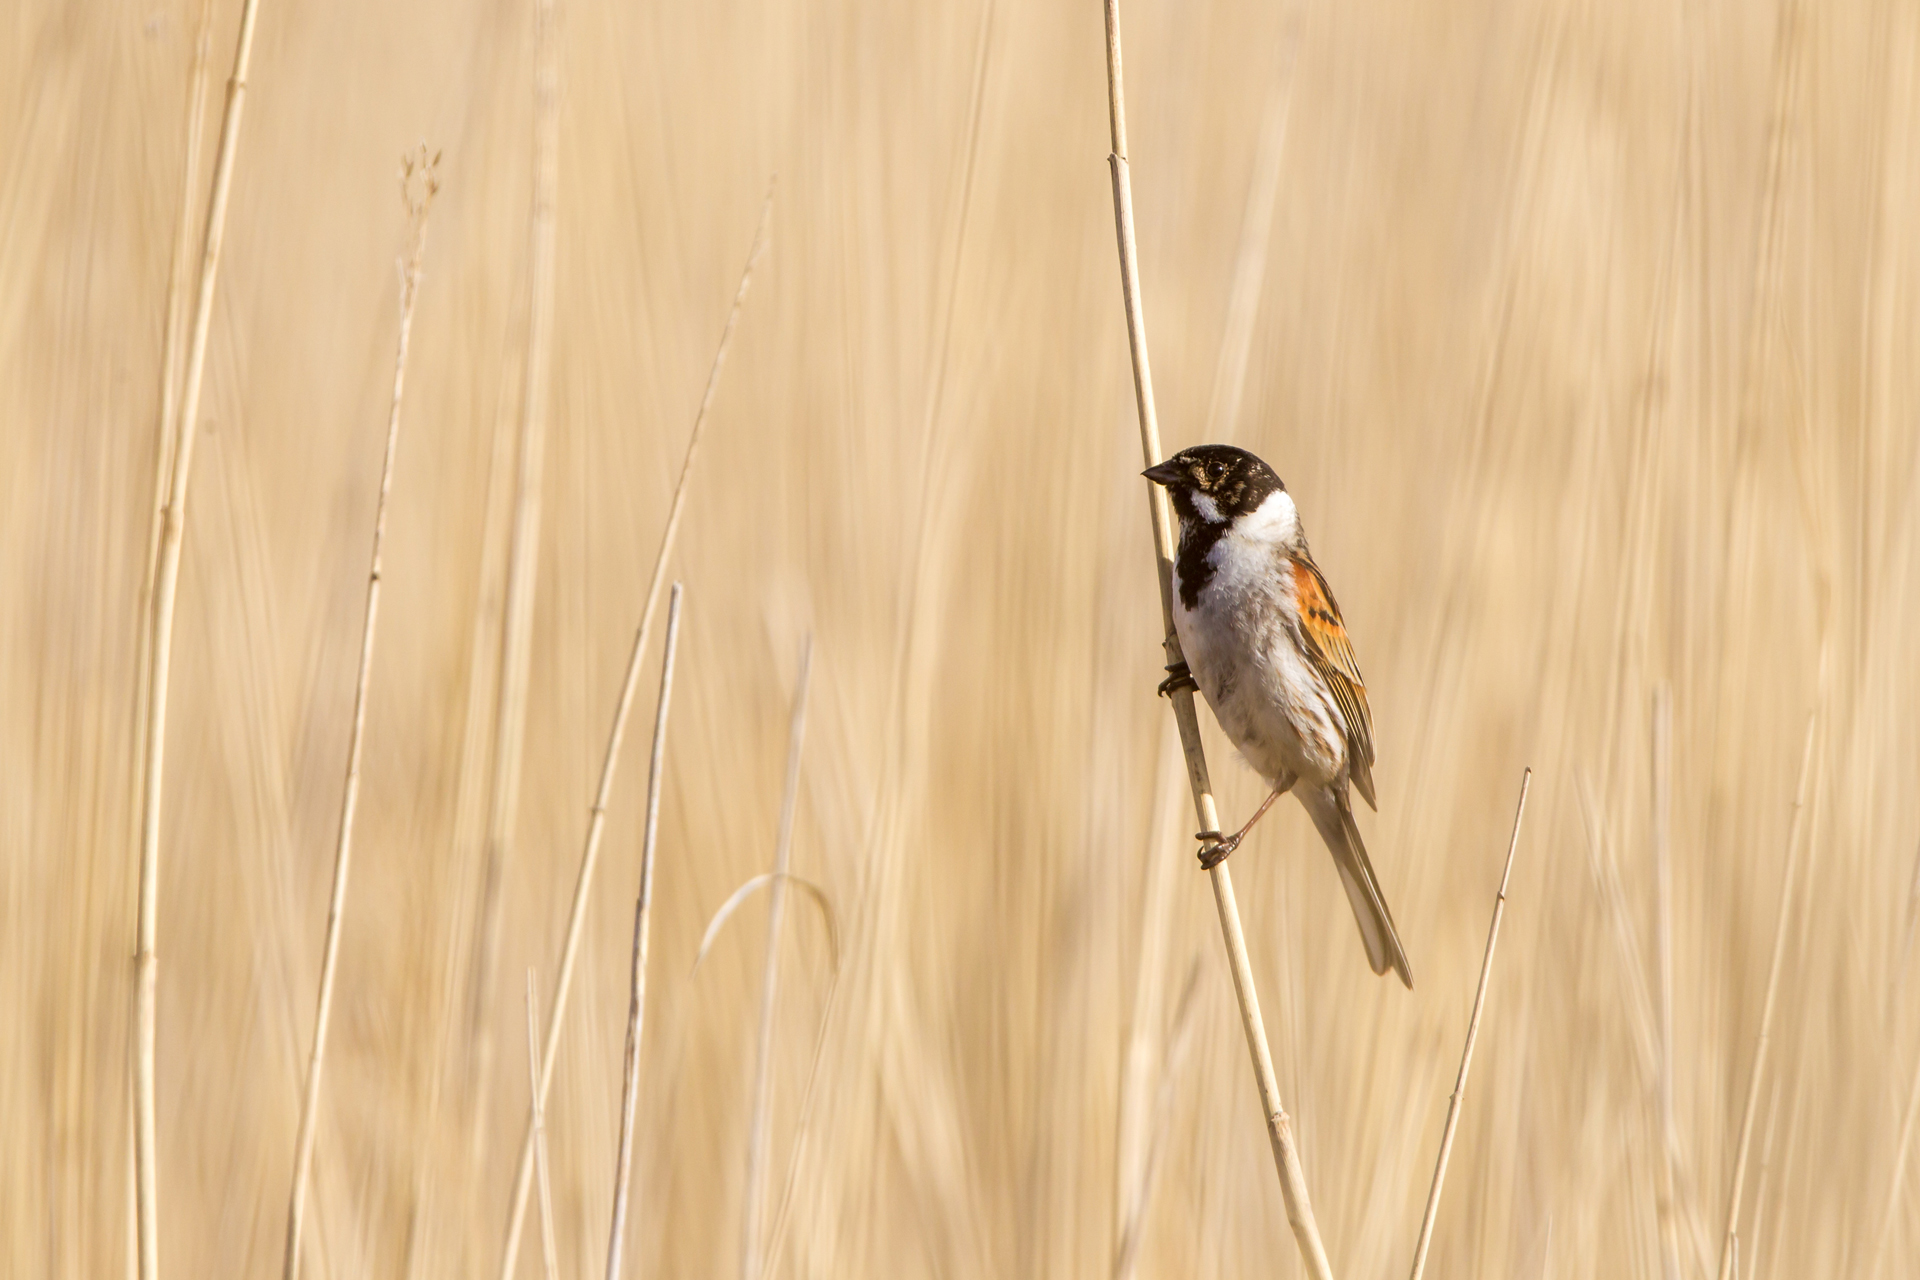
<box><xmin>1207</xmin><ymin>462</ymin><xmax>1227</xmax><ymax>481</ymax></box>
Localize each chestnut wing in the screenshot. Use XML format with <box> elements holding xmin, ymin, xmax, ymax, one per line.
<box><xmin>1291</xmin><ymin>556</ymin><xmax>1377</xmax><ymax>808</ymax></box>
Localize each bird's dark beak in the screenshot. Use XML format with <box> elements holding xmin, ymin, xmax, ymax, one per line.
<box><xmin>1141</xmin><ymin>460</ymin><xmax>1183</xmax><ymax>486</ymax></box>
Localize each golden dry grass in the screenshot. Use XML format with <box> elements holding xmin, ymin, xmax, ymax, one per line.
<box><xmin>5</xmin><ymin>0</ymin><xmax>1920</xmax><ymax>1276</ymax></box>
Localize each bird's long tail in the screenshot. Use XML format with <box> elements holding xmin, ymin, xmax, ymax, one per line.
<box><xmin>1303</xmin><ymin>786</ymin><xmax>1413</xmax><ymax>988</ymax></box>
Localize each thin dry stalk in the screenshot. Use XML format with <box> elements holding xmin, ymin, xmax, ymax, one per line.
<box><xmin>1872</xmin><ymin>1019</ymin><xmax>1920</xmax><ymax>1277</ymax></box>
<box><xmin>1712</xmin><ymin>0</ymin><xmax>1804</xmax><ymax>814</ymax></box>
<box><xmin>1652</xmin><ymin>687</ymin><xmax>1683</xmax><ymax>1280</ymax></box>
<box><xmin>1890</xmin><ymin>837</ymin><xmax>1920</xmax><ymax>1018</ymax></box>
<box><xmin>1407</xmin><ymin>769</ymin><xmax>1532</xmax><ymax>1280</ymax></box>
<box><xmin>127</xmin><ymin>19</ymin><xmax>211</xmax><ymax>1249</ymax></box>
<box><xmin>281</xmin><ymin>150</ymin><xmax>440</xmax><ymax>1280</ymax></box>
<box><xmin>470</xmin><ymin>0</ymin><xmax>565</xmax><ymax>1119</ymax></box>
<box><xmin>741</xmin><ymin>639</ymin><xmax>813</xmax><ymax>1280</ymax></box>
<box><xmin>1746</xmin><ymin>1071</ymin><xmax>1787</xmax><ymax>1280</ymax></box>
<box><xmin>1113</xmin><ymin>724</ymin><xmax>1184</xmax><ymax>1280</ymax></box>
<box><xmin>751</xmin><ymin>960</ymin><xmax>845</xmax><ymax>1280</ymax></box>
<box><xmin>155</xmin><ymin>0</ymin><xmax>214</xmax><ymax>486</ymax></box>
<box><xmin>604</xmin><ymin>584</ymin><xmax>685</xmax><ymax>1280</ymax></box>
<box><xmin>1114</xmin><ymin>961</ymin><xmax>1203</xmax><ymax>1280</ymax></box>
<box><xmin>497</xmin><ymin>192</ymin><xmax>774</xmax><ymax>1280</ymax></box>
<box><xmin>131</xmin><ymin>0</ymin><xmax>214</xmax><ymax>816</ymax></box>
<box><xmin>1716</xmin><ymin>712</ymin><xmax>1818</xmax><ymax>1280</ymax></box>
<box><xmin>1578</xmin><ymin>775</ymin><xmax>1659</xmax><ymax>1082</ymax></box>
<box><xmin>133</xmin><ymin>1</ymin><xmax>267</xmax><ymax>1275</ymax></box>
<box><xmin>1100</xmin><ymin>3</ymin><xmax>1331</xmax><ymax>1275</ymax></box>
<box><xmin>525</xmin><ymin>974</ymin><xmax>560</xmax><ymax>1280</ymax></box>
<box><xmin>1875</xmin><ymin>854</ymin><xmax>1920</xmax><ymax>1274</ymax></box>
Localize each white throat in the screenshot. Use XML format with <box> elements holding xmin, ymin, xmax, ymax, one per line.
<box><xmin>1234</xmin><ymin>489</ymin><xmax>1299</xmax><ymax>544</ymax></box>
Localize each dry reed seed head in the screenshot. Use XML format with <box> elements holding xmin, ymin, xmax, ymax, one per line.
<box><xmin>400</xmin><ymin>147</ymin><xmax>442</xmax><ymax>223</ymax></box>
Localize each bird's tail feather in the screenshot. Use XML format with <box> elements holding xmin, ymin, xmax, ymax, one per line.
<box><xmin>1304</xmin><ymin>787</ymin><xmax>1413</xmax><ymax>989</ymax></box>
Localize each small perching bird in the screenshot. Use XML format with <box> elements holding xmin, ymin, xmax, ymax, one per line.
<box><xmin>1144</xmin><ymin>444</ymin><xmax>1413</xmax><ymax>988</ymax></box>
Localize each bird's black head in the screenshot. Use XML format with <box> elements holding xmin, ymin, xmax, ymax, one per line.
<box><xmin>1142</xmin><ymin>445</ymin><xmax>1285</xmax><ymax>526</ymax></box>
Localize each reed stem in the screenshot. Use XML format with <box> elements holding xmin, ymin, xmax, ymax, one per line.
<box><xmin>282</xmin><ymin>150</ymin><xmax>440</xmax><ymax>1280</ymax></box>
<box><xmin>1407</xmin><ymin>770</ymin><xmax>1532</xmax><ymax>1280</ymax></box>
<box><xmin>470</xmin><ymin>0</ymin><xmax>565</xmax><ymax>1129</ymax></box>
<box><xmin>497</xmin><ymin>190</ymin><xmax>773</xmax><ymax>1280</ymax></box>
<box><xmin>526</xmin><ymin>974</ymin><xmax>560</xmax><ymax>1280</ymax></box>
<box><xmin>740</xmin><ymin>639</ymin><xmax>813</xmax><ymax>1280</ymax></box>
<box><xmin>1100</xmin><ymin>3</ymin><xmax>1331</xmax><ymax>1274</ymax></box>
<box><xmin>134</xmin><ymin>1</ymin><xmax>267</xmax><ymax>1273</ymax></box>
<box><xmin>604</xmin><ymin>584</ymin><xmax>684</xmax><ymax>1280</ymax></box>
<box><xmin>1716</xmin><ymin>713</ymin><xmax>1818</xmax><ymax>1280</ymax></box>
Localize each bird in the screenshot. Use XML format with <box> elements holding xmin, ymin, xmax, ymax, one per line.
<box><xmin>1142</xmin><ymin>444</ymin><xmax>1412</xmax><ymax>987</ymax></box>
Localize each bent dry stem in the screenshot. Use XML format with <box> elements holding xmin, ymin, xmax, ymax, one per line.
<box><xmin>135</xmin><ymin>0</ymin><xmax>268</xmax><ymax>1275</ymax></box>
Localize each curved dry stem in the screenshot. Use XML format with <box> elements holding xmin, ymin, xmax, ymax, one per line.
<box><xmin>691</xmin><ymin>873</ymin><xmax>840</xmax><ymax>978</ymax></box>
<box><xmin>131</xmin><ymin>0</ymin><xmax>213</xmax><ymax>861</ymax></box>
<box><xmin>134</xmin><ymin>1</ymin><xmax>268</xmax><ymax>1275</ymax></box>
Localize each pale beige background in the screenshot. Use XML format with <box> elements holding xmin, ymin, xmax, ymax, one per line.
<box><xmin>4</xmin><ymin>0</ymin><xmax>1918</xmax><ymax>1275</ymax></box>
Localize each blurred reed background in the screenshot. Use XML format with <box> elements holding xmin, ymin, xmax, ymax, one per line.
<box><xmin>4</xmin><ymin>0</ymin><xmax>1919</xmax><ymax>1275</ymax></box>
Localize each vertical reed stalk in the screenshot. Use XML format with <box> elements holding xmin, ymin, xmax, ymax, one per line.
<box><xmin>740</xmin><ymin>639</ymin><xmax>813</xmax><ymax>1280</ymax></box>
<box><xmin>1892</xmin><ymin>838</ymin><xmax>1920</xmax><ymax>1018</ymax></box>
<box><xmin>1873</xmin><ymin>1015</ymin><xmax>1920</xmax><ymax>1277</ymax></box>
<box><xmin>470</xmin><ymin>0</ymin><xmax>565</xmax><ymax>1124</ymax></box>
<box><xmin>604</xmin><ymin>584</ymin><xmax>684</xmax><ymax>1280</ymax></box>
<box><xmin>1652</xmin><ymin>687</ymin><xmax>1683</xmax><ymax>1280</ymax></box>
<box><xmin>497</xmin><ymin>192</ymin><xmax>773</xmax><ymax>1280</ymax></box>
<box><xmin>281</xmin><ymin>150</ymin><xmax>440</xmax><ymax>1280</ymax></box>
<box><xmin>1882</xmin><ymin>840</ymin><xmax>1920</xmax><ymax>1276</ymax></box>
<box><xmin>1099</xmin><ymin>3</ymin><xmax>1331</xmax><ymax>1275</ymax></box>
<box><xmin>1408</xmin><ymin>770</ymin><xmax>1531</xmax><ymax>1280</ymax></box>
<box><xmin>1115</xmin><ymin>956</ymin><xmax>1203</xmax><ymax>1280</ymax></box>
<box><xmin>525</xmin><ymin>974</ymin><xmax>560</xmax><ymax>1280</ymax></box>
<box><xmin>134</xmin><ymin>2</ymin><xmax>267</xmax><ymax>1275</ymax></box>
<box><xmin>128</xmin><ymin>22</ymin><xmax>211</xmax><ymax>1260</ymax></box>
<box><xmin>128</xmin><ymin>100</ymin><xmax>217</xmax><ymax>1280</ymax></box>
<box><xmin>745</xmin><ymin>960</ymin><xmax>844</xmax><ymax>1280</ymax></box>
<box><xmin>132</xmin><ymin>0</ymin><xmax>214</xmax><ymax>813</ymax></box>
<box><xmin>1716</xmin><ymin>713</ymin><xmax>1818</xmax><ymax>1280</ymax></box>
<box><xmin>1113</xmin><ymin>724</ymin><xmax>1183</xmax><ymax>1280</ymax></box>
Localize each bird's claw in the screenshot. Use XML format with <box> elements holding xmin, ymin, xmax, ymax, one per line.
<box><xmin>1158</xmin><ymin>662</ymin><xmax>1199</xmax><ymax>698</ymax></box>
<box><xmin>1195</xmin><ymin>829</ymin><xmax>1241</xmax><ymax>869</ymax></box>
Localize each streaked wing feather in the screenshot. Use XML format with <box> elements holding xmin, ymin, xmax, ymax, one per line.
<box><xmin>1292</xmin><ymin>557</ymin><xmax>1375</xmax><ymax>777</ymax></box>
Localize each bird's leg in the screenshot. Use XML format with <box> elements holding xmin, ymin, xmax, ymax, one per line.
<box><xmin>1196</xmin><ymin>786</ymin><xmax>1286</xmax><ymax>869</ymax></box>
<box><xmin>1157</xmin><ymin>661</ymin><xmax>1199</xmax><ymax>698</ymax></box>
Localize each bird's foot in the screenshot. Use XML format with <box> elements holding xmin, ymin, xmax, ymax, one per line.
<box><xmin>1158</xmin><ymin>662</ymin><xmax>1199</xmax><ymax>698</ymax></box>
<box><xmin>1195</xmin><ymin>829</ymin><xmax>1243</xmax><ymax>870</ymax></box>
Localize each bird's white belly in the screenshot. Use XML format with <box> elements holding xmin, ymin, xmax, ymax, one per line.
<box><xmin>1172</xmin><ymin>556</ymin><xmax>1344</xmax><ymax>790</ymax></box>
